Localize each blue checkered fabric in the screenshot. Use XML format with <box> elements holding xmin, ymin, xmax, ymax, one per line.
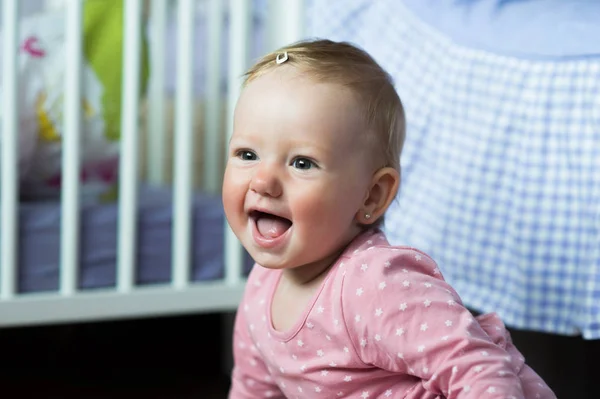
<box><xmin>307</xmin><ymin>0</ymin><xmax>600</xmax><ymax>339</ymax></box>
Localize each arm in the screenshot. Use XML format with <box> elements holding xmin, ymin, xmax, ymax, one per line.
<box><xmin>341</xmin><ymin>248</ymin><xmax>526</xmax><ymax>398</ymax></box>
<box><xmin>228</xmin><ymin>304</ymin><xmax>284</xmax><ymax>399</ymax></box>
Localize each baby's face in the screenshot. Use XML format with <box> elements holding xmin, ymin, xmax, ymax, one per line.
<box><xmin>223</xmin><ymin>67</ymin><xmax>375</xmax><ymax>272</ymax></box>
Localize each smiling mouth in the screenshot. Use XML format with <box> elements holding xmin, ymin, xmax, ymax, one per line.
<box><xmin>250</xmin><ymin>211</ymin><xmax>292</xmax><ymax>239</ymax></box>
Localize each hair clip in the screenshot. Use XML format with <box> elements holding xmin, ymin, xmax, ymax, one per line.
<box><xmin>276</xmin><ymin>51</ymin><xmax>289</xmax><ymax>64</ymax></box>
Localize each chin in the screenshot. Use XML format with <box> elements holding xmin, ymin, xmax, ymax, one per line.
<box><xmin>244</xmin><ymin>242</ymin><xmax>296</xmax><ymax>270</ymax></box>
<box><xmin>250</xmin><ymin>254</ymin><xmax>291</xmax><ymax>270</ymax></box>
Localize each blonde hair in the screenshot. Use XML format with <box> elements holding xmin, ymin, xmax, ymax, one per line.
<box><xmin>243</xmin><ymin>39</ymin><xmax>406</xmax><ymax>174</ymax></box>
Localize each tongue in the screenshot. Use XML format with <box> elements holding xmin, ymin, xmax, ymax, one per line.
<box><xmin>256</xmin><ymin>215</ymin><xmax>291</xmax><ymax>238</ymax></box>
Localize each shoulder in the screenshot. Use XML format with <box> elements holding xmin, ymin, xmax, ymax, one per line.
<box><xmin>338</xmin><ymin>230</ymin><xmax>462</xmax><ymax>309</ymax></box>
<box><xmin>339</xmin><ymin>230</ymin><xmax>447</xmax><ymax>286</ymax></box>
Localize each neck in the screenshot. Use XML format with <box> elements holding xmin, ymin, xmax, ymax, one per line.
<box><xmin>281</xmin><ymin>249</ymin><xmax>342</xmax><ymax>286</ymax></box>
<box><xmin>281</xmin><ymin>227</ymin><xmax>365</xmax><ymax>285</ymax></box>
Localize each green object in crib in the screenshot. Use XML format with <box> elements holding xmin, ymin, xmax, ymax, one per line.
<box><xmin>83</xmin><ymin>0</ymin><xmax>150</xmax><ymax>142</ymax></box>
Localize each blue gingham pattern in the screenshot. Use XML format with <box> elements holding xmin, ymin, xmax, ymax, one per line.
<box><xmin>307</xmin><ymin>0</ymin><xmax>600</xmax><ymax>339</ymax></box>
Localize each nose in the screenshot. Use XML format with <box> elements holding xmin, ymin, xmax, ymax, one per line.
<box><xmin>250</xmin><ymin>163</ymin><xmax>283</xmax><ymax>198</ymax></box>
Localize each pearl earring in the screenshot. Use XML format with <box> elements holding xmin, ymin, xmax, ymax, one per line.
<box><xmin>364</xmin><ymin>213</ymin><xmax>371</xmax><ymax>220</ymax></box>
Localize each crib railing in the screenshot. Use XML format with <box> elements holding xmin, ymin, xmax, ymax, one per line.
<box><xmin>0</xmin><ymin>0</ymin><xmax>305</xmax><ymax>327</ymax></box>
<box><xmin>1</xmin><ymin>0</ymin><xmax>19</xmax><ymax>302</ymax></box>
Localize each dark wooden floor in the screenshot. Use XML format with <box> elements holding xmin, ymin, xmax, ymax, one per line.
<box><xmin>0</xmin><ymin>313</ymin><xmax>232</xmax><ymax>399</ymax></box>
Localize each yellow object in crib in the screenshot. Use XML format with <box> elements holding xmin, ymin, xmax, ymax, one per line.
<box><xmin>36</xmin><ymin>92</ymin><xmax>95</xmax><ymax>142</ymax></box>
<box><xmin>83</xmin><ymin>0</ymin><xmax>150</xmax><ymax>142</ymax></box>
<box><xmin>36</xmin><ymin>92</ymin><xmax>60</xmax><ymax>142</ymax></box>
<box><xmin>34</xmin><ymin>0</ymin><xmax>150</xmax><ymax>144</ymax></box>
<box><xmin>23</xmin><ymin>0</ymin><xmax>150</xmax><ymax>202</ymax></box>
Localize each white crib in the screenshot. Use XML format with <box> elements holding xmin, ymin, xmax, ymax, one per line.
<box><xmin>0</xmin><ymin>0</ymin><xmax>306</xmax><ymax>328</ymax></box>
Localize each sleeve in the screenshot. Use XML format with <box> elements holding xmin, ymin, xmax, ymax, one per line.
<box><xmin>228</xmin><ymin>300</ymin><xmax>285</xmax><ymax>399</ymax></box>
<box><xmin>340</xmin><ymin>249</ymin><xmax>526</xmax><ymax>398</ymax></box>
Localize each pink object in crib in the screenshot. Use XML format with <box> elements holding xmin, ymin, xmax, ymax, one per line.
<box><xmin>45</xmin><ymin>156</ymin><xmax>119</xmax><ymax>188</ymax></box>
<box><xmin>21</xmin><ymin>36</ymin><xmax>46</xmax><ymax>58</ymax></box>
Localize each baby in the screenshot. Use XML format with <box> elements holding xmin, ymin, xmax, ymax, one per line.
<box><xmin>224</xmin><ymin>39</ymin><xmax>556</xmax><ymax>399</ymax></box>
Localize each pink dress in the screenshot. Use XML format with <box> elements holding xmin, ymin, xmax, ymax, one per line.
<box><xmin>229</xmin><ymin>229</ymin><xmax>555</xmax><ymax>398</ymax></box>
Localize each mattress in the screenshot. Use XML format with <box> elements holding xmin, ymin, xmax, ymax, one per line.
<box><xmin>14</xmin><ymin>185</ymin><xmax>254</xmax><ymax>294</ymax></box>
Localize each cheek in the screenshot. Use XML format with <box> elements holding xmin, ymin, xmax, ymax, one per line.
<box><xmin>292</xmin><ymin>182</ymin><xmax>363</xmax><ymax>226</ymax></box>
<box><xmin>222</xmin><ymin>168</ymin><xmax>246</xmax><ymax>219</ymax></box>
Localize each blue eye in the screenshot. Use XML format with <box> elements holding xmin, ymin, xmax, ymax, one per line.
<box><xmin>237</xmin><ymin>150</ymin><xmax>257</xmax><ymax>161</ymax></box>
<box><xmin>292</xmin><ymin>158</ymin><xmax>315</xmax><ymax>170</ymax></box>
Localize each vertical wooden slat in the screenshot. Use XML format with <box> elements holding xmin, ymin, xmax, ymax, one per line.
<box><xmin>172</xmin><ymin>0</ymin><xmax>195</xmax><ymax>289</ymax></box>
<box><xmin>60</xmin><ymin>0</ymin><xmax>83</xmax><ymax>296</ymax></box>
<box><xmin>117</xmin><ymin>0</ymin><xmax>143</xmax><ymax>293</ymax></box>
<box><xmin>267</xmin><ymin>0</ymin><xmax>306</xmax><ymax>51</ymax></box>
<box><xmin>225</xmin><ymin>0</ymin><xmax>251</xmax><ymax>285</ymax></box>
<box><xmin>1</xmin><ymin>0</ymin><xmax>19</xmax><ymax>300</ymax></box>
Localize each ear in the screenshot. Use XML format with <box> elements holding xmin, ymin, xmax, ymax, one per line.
<box><xmin>356</xmin><ymin>167</ymin><xmax>400</xmax><ymax>225</ymax></box>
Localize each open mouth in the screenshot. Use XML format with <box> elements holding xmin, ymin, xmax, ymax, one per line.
<box><xmin>249</xmin><ymin>210</ymin><xmax>292</xmax><ymax>239</ymax></box>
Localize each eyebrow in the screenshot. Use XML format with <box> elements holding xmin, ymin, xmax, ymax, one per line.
<box><xmin>231</xmin><ymin>134</ymin><xmax>330</xmax><ymax>151</ymax></box>
<box><xmin>287</xmin><ymin>140</ymin><xmax>329</xmax><ymax>153</ymax></box>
